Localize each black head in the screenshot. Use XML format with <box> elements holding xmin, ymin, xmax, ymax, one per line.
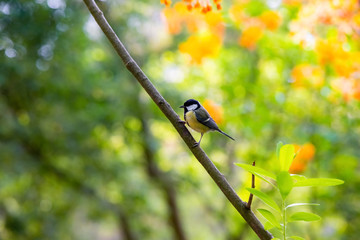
<box><xmin>180</xmin><ymin>99</ymin><xmax>201</xmax><ymax>112</ymax></box>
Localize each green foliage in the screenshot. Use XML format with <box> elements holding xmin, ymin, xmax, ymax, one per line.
<box><xmin>236</xmin><ymin>163</ymin><xmax>276</xmax><ymax>185</ymax></box>
<box><xmin>288</xmin><ymin>212</ymin><xmax>321</xmax><ymax>222</ymax></box>
<box><xmin>246</xmin><ymin>188</ymin><xmax>281</xmax><ymax>213</ymax></box>
<box><xmin>277</xmin><ymin>171</ymin><xmax>293</xmax><ymax>200</ymax></box>
<box><xmin>237</xmin><ymin>144</ymin><xmax>344</xmax><ymax>240</ymax></box>
<box><xmin>258</xmin><ymin>209</ymin><xmax>281</xmax><ymax>229</ymax></box>
<box><xmin>287</xmin><ymin>237</ymin><xmax>305</xmax><ymax>240</ymax></box>
<box><xmin>279</xmin><ymin>144</ymin><xmax>295</xmax><ymax>172</ymax></box>
<box><xmin>293</xmin><ymin>178</ymin><xmax>344</xmax><ymax>187</ymax></box>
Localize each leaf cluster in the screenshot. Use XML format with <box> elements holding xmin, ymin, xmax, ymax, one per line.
<box><xmin>237</xmin><ymin>143</ymin><xmax>343</xmax><ymax>240</ymax></box>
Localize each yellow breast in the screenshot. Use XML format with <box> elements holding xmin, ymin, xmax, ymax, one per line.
<box><xmin>185</xmin><ymin>111</ymin><xmax>210</xmax><ymax>134</ymax></box>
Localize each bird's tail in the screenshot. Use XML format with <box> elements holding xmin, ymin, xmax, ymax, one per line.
<box><xmin>218</xmin><ymin>130</ymin><xmax>235</xmax><ymax>141</ymax></box>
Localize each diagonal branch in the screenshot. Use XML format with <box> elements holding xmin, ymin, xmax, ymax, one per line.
<box><xmin>82</xmin><ymin>1</ymin><xmax>272</xmax><ymax>239</ymax></box>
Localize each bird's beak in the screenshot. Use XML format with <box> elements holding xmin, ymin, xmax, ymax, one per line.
<box><xmin>179</xmin><ymin>105</ymin><xmax>184</xmax><ymax>108</ymax></box>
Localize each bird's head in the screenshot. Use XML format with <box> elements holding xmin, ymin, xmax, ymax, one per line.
<box><xmin>180</xmin><ymin>99</ymin><xmax>201</xmax><ymax>112</ymax></box>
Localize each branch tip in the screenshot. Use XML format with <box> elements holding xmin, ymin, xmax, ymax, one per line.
<box><xmin>246</xmin><ymin>161</ymin><xmax>255</xmax><ymax>209</ymax></box>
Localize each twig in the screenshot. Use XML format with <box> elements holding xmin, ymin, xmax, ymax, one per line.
<box><xmin>82</xmin><ymin>1</ymin><xmax>272</xmax><ymax>239</ymax></box>
<box><xmin>247</xmin><ymin>161</ymin><xmax>256</xmax><ymax>209</ymax></box>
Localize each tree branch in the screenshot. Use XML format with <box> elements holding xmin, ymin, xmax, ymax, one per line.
<box><xmin>82</xmin><ymin>1</ymin><xmax>272</xmax><ymax>239</ymax></box>
<box><xmin>247</xmin><ymin>161</ymin><xmax>256</xmax><ymax>209</ymax></box>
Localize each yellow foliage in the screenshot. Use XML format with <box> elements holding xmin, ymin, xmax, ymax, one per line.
<box><xmin>316</xmin><ymin>39</ymin><xmax>360</xmax><ymax>84</ymax></box>
<box><xmin>239</xmin><ymin>25</ymin><xmax>263</xmax><ymax>50</ymax></box>
<box><xmin>179</xmin><ymin>33</ymin><xmax>222</xmax><ymax>64</ymax></box>
<box><xmin>230</xmin><ymin>6</ymin><xmax>280</xmax><ymax>50</ymax></box>
<box><xmin>353</xmin><ymin>13</ymin><xmax>360</xmax><ymax>27</ymax></box>
<box><xmin>260</xmin><ymin>10</ymin><xmax>282</xmax><ymax>31</ymax></box>
<box><xmin>229</xmin><ymin>4</ymin><xmax>246</xmax><ymax>26</ymax></box>
<box><xmin>160</xmin><ymin>0</ymin><xmax>172</xmax><ymax>6</ymax></box>
<box><xmin>162</xmin><ymin>2</ymin><xmax>187</xmax><ymax>34</ymax></box>
<box><xmin>162</xmin><ymin>2</ymin><xmax>224</xmax><ymax>35</ymax></box>
<box><xmin>161</xmin><ymin>0</ymin><xmax>222</xmax><ymax>14</ymax></box>
<box><xmin>283</xmin><ymin>0</ymin><xmax>302</xmax><ymax>6</ymax></box>
<box><xmin>291</xmin><ymin>64</ymin><xmax>324</xmax><ymax>88</ymax></box>
<box><xmin>316</xmin><ymin>39</ymin><xmax>348</xmax><ymax>65</ymax></box>
<box><xmin>162</xmin><ymin>1</ymin><xmax>224</xmax><ymax>63</ymax></box>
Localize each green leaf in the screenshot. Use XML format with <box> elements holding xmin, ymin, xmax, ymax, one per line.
<box><xmin>258</xmin><ymin>209</ymin><xmax>281</xmax><ymax>229</ymax></box>
<box><xmin>235</xmin><ymin>163</ymin><xmax>276</xmax><ymax>184</ymax></box>
<box><xmin>263</xmin><ymin>221</ymin><xmax>275</xmax><ymax>230</ymax></box>
<box><xmin>287</xmin><ymin>236</ymin><xmax>305</xmax><ymax>240</ymax></box>
<box><xmin>276</xmin><ymin>141</ymin><xmax>283</xmax><ymax>160</ymax></box>
<box><xmin>270</xmin><ymin>228</ymin><xmax>284</xmax><ymax>238</ymax></box>
<box><xmin>291</xmin><ymin>174</ymin><xmax>307</xmax><ymax>182</ymax></box>
<box><xmin>288</xmin><ymin>212</ymin><xmax>321</xmax><ymax>222</ymax></box>
<box><xmin>277</xmin><ymin>171</ymin><xmax>293</xmax><ymax>200</ymax></box>
<box><xmin>279</xmin><ymin>144</ymin><xmax>295</xmax><ymax>171</ymax></box>
<box><xmin>246</xmin><ymin>188</ymin><xmax>281</xmax><ymax>212</ymax></box>
<box><xmin>272</xmin><ymin>238</ymin><xmax>281</xmax><ymax>240</ymax></box>
<box><xmin>286</xmin><ymin>203</ymin><xmax>320</xmax><ymax>209</ymax></box>
<box><xmin>293</xmin><ymin>178</ymin><xmax>344</xmax><ymax>187</ymax></box>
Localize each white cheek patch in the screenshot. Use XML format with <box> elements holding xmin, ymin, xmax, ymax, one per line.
<box><xmin>186</xmin><ymin>104</ymin><xmax>198</xmax><ymax>111</ymax></box>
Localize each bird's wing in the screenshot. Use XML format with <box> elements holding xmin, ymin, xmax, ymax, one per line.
<box><xmin>195</xmin><ymin>107</ymin><xmax>220</xmax><ymax>131</ymax></box>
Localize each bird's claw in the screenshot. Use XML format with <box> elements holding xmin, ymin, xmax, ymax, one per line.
<box><xmin>178</xmin><ymin>120</ymin><xmax>186</xmax><ymax>124</ymax></box>
<box><xmin>192</xmin><ymin>142</ymin><xmax>199</xmax><ymax>148</ymax></box>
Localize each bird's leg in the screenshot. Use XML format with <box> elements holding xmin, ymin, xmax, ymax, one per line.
<box><xmin>192</xmin><ymin>133</ymin><xmax>203</xmax><ymax>148</ymax></box>
<box><xmin>198</xmin><ymin>133</ymin><xmax>204</xmax><ymax>145</ymax></box>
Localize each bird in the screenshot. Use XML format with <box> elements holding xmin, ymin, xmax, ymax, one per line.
<box><xmin>180</xmin><ymin>99</ymin><xmax>234</xmax><ymax>147</ymax></box>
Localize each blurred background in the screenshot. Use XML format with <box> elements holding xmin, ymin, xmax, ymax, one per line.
<box><xmin>1</xmin><ymin>0</ymin><xmax>359</xmax><ymax>239</ymax></box>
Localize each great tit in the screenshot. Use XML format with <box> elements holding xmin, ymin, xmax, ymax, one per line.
<box><xmin>180</xmin><ymin>99</ymin><xmax>234</xmax><ymax>146</ymax></box>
